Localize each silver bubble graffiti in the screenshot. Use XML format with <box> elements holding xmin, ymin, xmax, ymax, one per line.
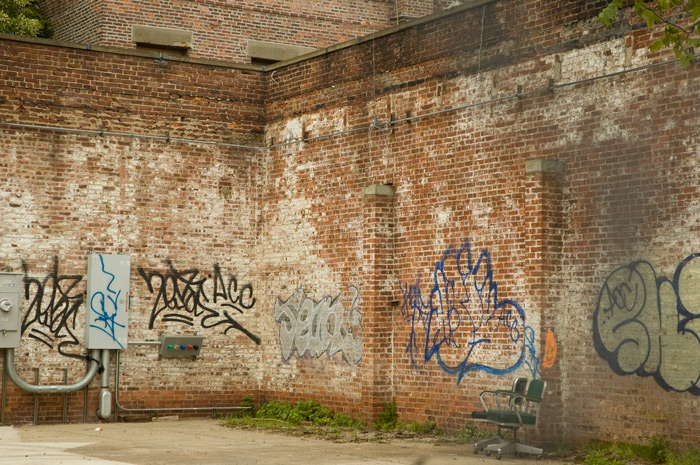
<box><xmin>274</xmin><ymin>286</ymin><xmax>362</xmax><ymax>365</ymax></box>
<box><xmin>594</xmin><ymin>255</ymin><xmax>700</xmax><ymax>395</ymax></box>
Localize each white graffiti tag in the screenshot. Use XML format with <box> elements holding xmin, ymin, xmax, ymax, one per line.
<box><xmin>274</xmin><ymin>286</ymin><xmax>362</xmax><ymax>365</ymax></box>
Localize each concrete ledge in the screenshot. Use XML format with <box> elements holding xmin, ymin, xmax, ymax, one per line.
<box><xmin>363</xmin><ymin>185</ymin><xmax>396</xmax><ymax>197</ymax></box>
<box><xmin>525</xmin><ymin>159</ymin><xmax>565</xmax><ymax>175</ymax></box>
<box><xmin>248</xmin><ymin>40</ymin><xmax>316</xmax><ymax>62</ymax></box>
<box><xmin>132</xmin><ymin>25</ymin><xmax>192</xmax><ymax>49</ymax></box>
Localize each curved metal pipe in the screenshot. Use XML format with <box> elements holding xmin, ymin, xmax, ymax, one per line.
<box><xmin>4</xmin><ymin>349</ymin><xmax>101</xmax><ymax>394</ymax></box>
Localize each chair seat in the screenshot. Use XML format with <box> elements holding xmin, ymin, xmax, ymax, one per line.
<box><xmin>471</xmin><ymin>409</ymin><xmax>537</xmax><ymax>425</ymax></box>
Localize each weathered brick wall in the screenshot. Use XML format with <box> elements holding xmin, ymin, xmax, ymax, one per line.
<box><xmin>0</xmin><ymin>35</ymin><xmax>267</xmax><ymax>423</ymax></box>
<box><xmin>262</xmin><ymin>0</ymin><xmax>700</xmax><ymax>445</ymax></box>
<box><xmin>5</xmin><ymin>0</ymin><xmax>700</xmax><ymax>448</ymax></box>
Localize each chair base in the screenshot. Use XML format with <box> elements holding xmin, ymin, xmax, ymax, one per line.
<box><xmin>474</xmin><ymin>435</ymin><xmax>543</xmax><ymax>460</ymax></box>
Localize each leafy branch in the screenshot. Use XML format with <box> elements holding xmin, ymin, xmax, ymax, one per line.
<box><xmin>600</xmin><ymin>0</ymin><xmax>700</xmax><ymax>66</ymax></box>
<box><xmin>0</xmin><ymin>0</ymin><xmax>52</xmax><ymax>37</ymax></box>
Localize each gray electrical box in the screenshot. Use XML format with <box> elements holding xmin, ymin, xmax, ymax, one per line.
<box><xmin>159</xmin><ymin>334</ymin><xmax>204</xmax><ymax>359</ymax></box>
<box><xmin>85</xmin><ymin>254</ymin><xmax>130</xmax><ymax>350</ymax></box>
<box><xmin>0</xmin><ymin>272</ymin><xmax>23</xmax><ymax>348</ymax></box>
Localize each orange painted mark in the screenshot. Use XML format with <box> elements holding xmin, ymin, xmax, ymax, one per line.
<box><xmin>542</xmin><ymin>329</ymin><xmax>557</xmax><ymax>369</ymax></box>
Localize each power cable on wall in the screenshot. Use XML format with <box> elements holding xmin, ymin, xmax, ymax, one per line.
<box><xmin>0</xmin><ymin>54</ymin><xmax>681</xmax><ymax>151</ymax></box>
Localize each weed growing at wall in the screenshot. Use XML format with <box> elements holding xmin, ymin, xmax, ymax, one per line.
<box><xmin>577</xmin><ymin>436</ymin><xmax>700</xmax><ymax>465</ymax></box>
<box><xmin>373</xmin><ymin>398</ymin><xmax>398</xmax><ymax>431</ymax></box>
<box><xmin>228</xmin><ymin>399</ymin><xmax>365</xmax><ymax>428</ymax></box>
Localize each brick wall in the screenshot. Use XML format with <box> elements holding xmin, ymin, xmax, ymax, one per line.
<box><xmin>37</xmin><ymin>0</ymin><xmax>470</xmax><ymax>62</ymax></box>
<box><xmin>0</xmin><ymin>34</ymin><xmax>266</xmax><ymax>423</ymax></box>
<box><xmin>4</xmin><ymin>0</ymin><xmax>700</xmax><ymax>448</ymax></box>
<box><xmin>262</xmin><ymin>0</ymin><xmax>700</xmax><ymax>445</ymax></box>
<box><xmin>38</xmin><ymin>0</ymin><xmax>397</xmax><ymax>62</ymax></box>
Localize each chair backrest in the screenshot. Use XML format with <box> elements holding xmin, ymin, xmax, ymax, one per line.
<box><xmin>511</xmin><ymin>377</ymin><xmax>528</xmax><ymax>409</ymax></box>
<box><xmin>526</xmin><ymin>379</ymin><xmax>546</xmax><ymax>400</ymax></box>
<box><xmin>512</xmin><ymin>377</ymin><xmax>528</xmax><ymax>394</ymax></box>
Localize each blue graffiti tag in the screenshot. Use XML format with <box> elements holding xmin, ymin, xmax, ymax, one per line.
<box><xmin>89</xmin><ymin>254</ymin><xmax>125</xmax><ymax>348</ymax></box>
<box><xmin>400</xmin><ymin>239</ymin><xmax>538</xmax><ymax>384</ymax></box>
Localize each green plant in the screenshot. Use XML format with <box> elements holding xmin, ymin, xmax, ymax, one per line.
<box><xmin>584</xmin><ymin>449</ymin><xmax>626</xmax><ymax>465</ymax></box>
<box><xmin>0</xmin><ymin>0</ymin><xmax>52</xmax><ymax>37</ymax></box>
<box><xmin>599</xmin><ymin>0</ymin><xmax>700</xmax><ymax>67</ymax></box>
<box><xmin>330</xmin><ymin>412</ymin><xmax>357</xmax><ymax>428</ymax></box>
<box><xmin>255</xmin><ymin>400</ymin><xmax>294</xmax><ymax>421</ymax></box>
<box><xmin>408</xmin><ymin>421</ymin><xmax>438</xmax><ymax>434</ymax></box>
<box><xmin>454</xmin><ymin>422</ymin><xmax>488</xmax><ymax>443</ymax></box>
<box><xmin>667</xmin><ymin>447</ymin><xmax>700</xmax><ymax>465</ymax></box>
<box><xmin>373</xmin><ymin>398</ymin><xmax>399</xmax><ymax>431</ymax></box>
<box><xmin>224</xmin><ymin>395</ymin><xmax>255</xmax><ymax>419</ymax></box>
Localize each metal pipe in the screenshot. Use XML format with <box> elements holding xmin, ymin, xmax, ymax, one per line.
<box><xmin>33</xmin><ymin>368</ymin><xmax>39</xmax><ymax>425</ymax></box>
<box><xmin>1</xmin><ymin>357</ymin><xmax>6</xmax><ymax>425</ymax></box>
<box><xmin>114</xmin><ymin>350</ymin><xmax>249</xmax><ymax>418</ymax></box>
<box><xmin>62</xmin><ymin>368</ymin><xmax>68</xmax><ymax>424</ymax></box>
<box><xmin>97</xmin><ymin>350</ymin><xmax>111</xmax><ymax>419</ymax></box>
<box><xmin>4</xmin><ymin>349</ymin><xmax>101</xmax><ymax>394</ymax></box>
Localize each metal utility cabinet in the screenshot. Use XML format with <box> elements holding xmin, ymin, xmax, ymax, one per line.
<box><xmin>0</xmin><ymin>272</ymin><xmax>22</xmax><ymax>348</ymax></box>
<box><xmin>85</xmin><ymin>254</ymin><xmax>130</xmax><ymax>350</ymax></box>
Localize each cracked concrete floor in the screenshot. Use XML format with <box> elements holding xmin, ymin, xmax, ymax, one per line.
<box><xmin>0</xmin><ymin>418</ymin><xmax>563</xmax><ymax>465</ymax></box>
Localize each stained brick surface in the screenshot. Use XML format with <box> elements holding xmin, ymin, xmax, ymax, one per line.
<box><xmin>2</xmin><ymin>0</ymin><xmax>700</xmax><ymax>447</ymax></box>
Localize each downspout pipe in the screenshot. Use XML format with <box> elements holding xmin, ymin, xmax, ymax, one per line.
<box><xmin>4</xmin><ymin>348</ymin><xmax>101</xmax><ymax>394</ymax></box>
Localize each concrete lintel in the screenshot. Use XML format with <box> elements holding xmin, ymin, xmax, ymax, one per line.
<box><xmin>132</xmin><ymin>25</ymin><xmax>193</xmax><ymax>49</ymax></box>
<box><xmin>525</xmin><ymin>159</ymin><xmax>565</xmax><ymax>175</ymax></box>
<box><xmin>363</xmin><ymin>185</ymin><xmax>396</xmax><ymax>197</ymax></box>
<box><xmin>248</xmin><ymin>40</ymin><xmax>317</xmax><ymax>62</ymax></box>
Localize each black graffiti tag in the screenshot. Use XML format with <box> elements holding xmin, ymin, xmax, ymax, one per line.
<box><xmin>21</xmin><ymin>257</ymin><xmax>84</xmax><ymax>357</ymax></box>
<box><xmin>138</xmin><ymin>261</ymin><xmax>260</xmax><ymax>344</ymax></box>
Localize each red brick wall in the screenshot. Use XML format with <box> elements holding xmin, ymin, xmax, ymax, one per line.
<box><xmin>4</xmin><ymin>0</ymin><xmax>700</xmax><ymax>448</ymax></box>
<box><xmin>39</xmin><ymin>0</ymin><xmax>398</xmax><ymax>62</ymax></box>
<box><xmin>262</xmin><ymin>0</ymin><xmax>700</xmax><ymax>446</ymax></box>
<box><xmin>0</xmin><ymin>35</ymin><xmax>266</xmax><ymax>423</ymax></box>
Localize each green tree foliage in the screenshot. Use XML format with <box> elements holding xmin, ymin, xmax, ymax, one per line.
<box><xmin>0</xmin><ymin>0</ymin><xmax>52</xmax><ymax>37</ymax></box>
<box><xmin>600</xmin><ymin>1</ymin><xmax>700</xmax><ymax>66</ymax></box>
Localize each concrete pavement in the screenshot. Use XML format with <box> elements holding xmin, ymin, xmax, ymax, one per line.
<box><xmin>0</xmin><ymin>418</ymin><xmax>564</xmax><ymax>465</ymax></box>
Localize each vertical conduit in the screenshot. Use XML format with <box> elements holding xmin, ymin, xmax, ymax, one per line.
<box><xmin>62</xmin><ymin>368</ymin><xmax>68</xmax><ymax>424</ymax></box>
<box><xmin>33</xmin><ymin>368</ymin><xmax>39</xmax><ymax>425</ymax></box>
<box><xmin>1</xmin><ymin>362</ymin><xmax>6</xmax><ymax>425</ymax></box>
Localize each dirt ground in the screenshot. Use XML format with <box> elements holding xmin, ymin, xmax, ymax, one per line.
<box><xmin>1</xmin><ymin>417</ymin><xmax>566</xmax><ymax>465</ymax></box>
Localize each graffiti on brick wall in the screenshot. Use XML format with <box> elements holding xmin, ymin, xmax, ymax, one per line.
<box><xmin>138</xmin><ymin>261</ymin><xmax>261</xmax><ymax>345</ymax></box>
<box><xmin>274</xmin><ymin>286</ymin><xmax>362</xmax><ymax>365</ymax></box>
<box><xmin>400</xmin><ymin>239</ymin><xmax>539</xmax><ymax>384</ymax></box>
<box><xmin>594</xmin><ymin>255</ymin><xmax>700</xmax><ymax>394</ymax></box>
<box><xmin>21</xmin><ymin>257</ymin><xmax>85</xmax><ymax>357</ymax></box>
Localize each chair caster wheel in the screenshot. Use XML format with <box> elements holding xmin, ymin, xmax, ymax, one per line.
<box><xmin>497</xmin><ymin>451</ymin><xmax>502</xmax><ymax>460</ymax></box>
<box><xmin>485</xmin><ymin>450</ymin><xmax>491</xmax><ymax>457</ymax></box>
<box><xmin>473</xmin><ymin>448</ymin><xmax>479</xmax><ymax>455</ymax></box>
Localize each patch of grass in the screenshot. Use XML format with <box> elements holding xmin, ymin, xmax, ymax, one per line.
<box><xmin>453</xmin><ymin>422</ymin><xmax>489</xmax><ymax>444</ymax></box>
<box><xmin>580</xmin><ymin>436</ymin><xmax>683</xmax><ymax>465</ymax></box>
<box><xmin>667</xmin><ymin>448</ymin><xmax>700</xmax><ymax>465</ymax></box>
<box><xmin>255</xmin><ymin>400</ymin><xmax>295</xmax><ymax>422</ymax></box>
<box><xmin>408</xmin><ymin>421</ymin><xmax>438</xmax><ymax>435</ymax></box>
<box><xmin>583</xmin><ymin>449</ymin><xmax>626</xmax><ymax>465</ymax></box>
<box><xmin>224</xmin><ymin>398</ymin><xmax>364</xmax><ymax>432</ymax></box>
